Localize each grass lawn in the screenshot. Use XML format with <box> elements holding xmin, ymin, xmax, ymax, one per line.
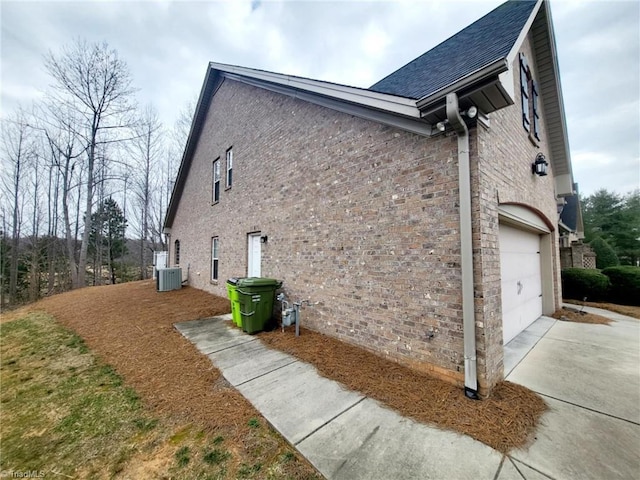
<box><xmin>9</xmin><ymin>281</ymin><xmax>634</xmax><ymax>476</ymax></box>
<box><xmin>0</xmin><ymin>311</ymin><xmax>320</xmax><ymax>479</ymax></box>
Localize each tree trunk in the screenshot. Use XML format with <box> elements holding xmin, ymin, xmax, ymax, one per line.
<box><xmin>8</xmin><ymin>124</ymin><xmax>25</xmax><ymax>304</ymax></box>
<box><xmin>29</xmin><ymin>155</ymin><xmax>41</xmax><ymax>302</ymax></box>
<box><xmin>58</xmin><ymin>142</ymin><xmax>80</xmax><ymax>289</ymax></box>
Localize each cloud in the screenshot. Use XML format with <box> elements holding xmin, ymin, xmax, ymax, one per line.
<box><xmin>1</xmin><ymin>0</ymin><xmax>638</xmax><ymax>196</ymax></box>
<box><xmin>572</xmin><ymin>150</ymin><xmax>640</xmax><ymax>196</ymax></box>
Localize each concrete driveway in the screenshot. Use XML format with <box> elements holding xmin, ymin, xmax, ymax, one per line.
<box><xmin>504</xmin><ymin>305</ymin><xmax>640</xmax><ymax>479</ymax></box>
<box><xmin>176</xmin><ymin>305</ymin><xmax>640</xmax><ymax>479</ymax></box>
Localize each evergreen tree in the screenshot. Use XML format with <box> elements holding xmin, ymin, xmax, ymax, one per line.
<box><xmin>583</xmin><ymin>189</ymin><xmax>640</xmax><ymax>266</ymax></box>
<box><xmin>589</xmin><ymin>237</ymin><xmax>620</xmax><ymax>269</ymax></box>
<box><xmin>89</xmin><ymin>198</ymin><xmax>127</xmax><ymax>284</ymax></box>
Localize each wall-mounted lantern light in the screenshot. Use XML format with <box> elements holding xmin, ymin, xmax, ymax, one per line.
<box><xmin>260</xmin><ymin>235</ymin><xmax>268</xmax><ymax>244</ymax></box>
<box><xmin>532</xmin><ymin>152</ymin><xmax>549</xmax><ymax>176</ymax></box>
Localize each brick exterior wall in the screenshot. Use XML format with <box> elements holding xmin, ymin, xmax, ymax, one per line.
<box><xmin>169</xmin><ymin>32</ymin><xmax>562</xmax><ymax>396</ymax></box>
<box><xmin>473</xmin><ymin>32</ymin><xmax>562</xmax><ymax>393</ymax></box>
<box><xmin>561</xmin><ymin>241</ymin><xmax>596</xmax><ymax>269</ymax></box>
<box><xmin>170</xmin><ymin>77</ymin><xmax>471</xmax><ymax>385</ymax></box>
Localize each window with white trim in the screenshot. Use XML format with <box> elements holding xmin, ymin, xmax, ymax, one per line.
<box><xmin>226</xmin><ymin>147</ymin><xmax>233</xmax><ymax>188</ymax></box>
<box><xmin>519</xmin><ymin>52</ymin><xmax>540</xmax><ymax>141</ymax></box>
<box><xmin>212</xmin><ymin>158</ymin><xmax>220</xmax><ymax>203</ymax></box>
<box><xmin>174</xmin><ymin>240</ymin><xmax>180</xmax><ymax>266</ymax></box>
<box><xmin>211</xmin><ymin>237</ymin><xmax>219</xmax><ymax>281</ymax></box>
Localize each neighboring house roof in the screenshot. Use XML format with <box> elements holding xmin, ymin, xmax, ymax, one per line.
<box><xmin>164</xmin><ymin>0</ymin><xmax>573</xmax><ymax>230</ymax></box>
<box><xmin>560</xmin><ymin>183</ymin><xmax>585</xmax><ymax>237</ymax></box>
<box><xmin>369</xmin><ymin>1</ymin><xmax>538</xmax><ymax>101</ymax></box>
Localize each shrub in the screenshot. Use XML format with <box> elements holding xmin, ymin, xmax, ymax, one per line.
<box><xmin>602</xmin><ymin>266</ymin><xmax>640</xmax><ymax>306</ymax></box>
<box><xmin>589</xmin><ymin>237</ymin><xmax>620</xmax><ymax>269</ymax></box>
<box><xmin>561</xmin><ymin>268</ymin><xmax>611</xmax><ymax>302</ymax></box>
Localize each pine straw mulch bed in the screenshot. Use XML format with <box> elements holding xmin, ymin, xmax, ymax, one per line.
<box><xmin>5</xmin><ymin>280</ymin><xmax>319</xmax><ymax>479</ymax></box>
<box><xmin>6</xmin><ymin>281</ymin><xmax>548</xmax><ymax>455</ymax></box>
<box><xmin>551</xmin><ymin>307</ymin><xmax>613</xmax><ymax>325</ymax></box>
<box><xmin>564</xmin><ymin>300</ymin><xmax>640</xmax><ymax>320</ymax></box>
<box><xmin>259</xmin><ymin>327</ymin><xmax>546</xmax><ymax>453</ymax></box>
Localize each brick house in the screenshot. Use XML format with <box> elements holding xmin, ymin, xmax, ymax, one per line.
<box><xmin>164</xmin><ymin>0</ymin><xmax>575</xmax><ymax>398</ymax></box>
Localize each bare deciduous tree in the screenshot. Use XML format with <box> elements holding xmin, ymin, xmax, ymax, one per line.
<box><xmin>39</xmin><ymin>104</ymin><xmax>85</xmax><ymax>291</ymax></box>
<box><xmin>129</xmin><ymin>105</ymin><xmax>163</xmax><ymax>279</ymax></box>
<box><xmin>1</xmin><ymin>108</ymin><xmax>32</xmax><ymax>304</ymax></box>
<box><xmin>44</xmin><ymin>39</ymin><xmax>135</xmax><ymax>288</ymax></box>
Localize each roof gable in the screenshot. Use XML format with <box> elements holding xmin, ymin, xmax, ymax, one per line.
<box><xmin>369</xmin><ymin>0</ymin><xmax>538</xmax><ymax>100</ymax></box>
<box><xmin>164</xmin><ymin>0</ymin><xmax>575</xmax><ymax>230</ymax></box>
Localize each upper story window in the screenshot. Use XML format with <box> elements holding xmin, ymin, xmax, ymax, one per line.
<box><xmin>174</xmin><ymin>239</ymin><xmax>180</xmax><ymax>265</ymax></box>
<box><xmin>212</xmin><ymin>158</ymin><xmax>221</xmax><ymax>203</ymax></box>
<box><xmin>226</xmin><ymin>147</ymin><xmax>233</xmax><ymax>189</ymax></box>
<box><xmin>519</xmin><ymin>53</ymin><xmax>540</xmax><ymax>141</ymax></box>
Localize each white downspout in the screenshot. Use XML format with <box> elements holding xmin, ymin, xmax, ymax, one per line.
<box><xmin>445</xmin><ymin>92</ymin><xmax>479</xmax><ymax>400</ymax></box>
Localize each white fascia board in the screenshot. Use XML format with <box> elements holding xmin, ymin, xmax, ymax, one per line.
<box><xmin>498</xmin><ymin>67</ymin><xmax>516</xmax><ymax>104</ymax></box>
<box><xmin>505</xmin><ymin>0</ymin><xmax>543</xmax><ymax>65</ymax></box>
<box><xmin>209</xmin><ymin>62</ymin><xmax>421</xmax><ymax>119</ymax></box>
<box><xmin>415</xmin><ymin>59</ymin><xmax>509</xmax><ymax>111</ymax></box>
<box><xmin>500</xmin><ymin>0</ymin><xmax>542</xmax><ymax>106</ymax></box>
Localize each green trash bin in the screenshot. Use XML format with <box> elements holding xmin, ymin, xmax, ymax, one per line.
<box><xmin>236</xmin><ymin>277</ymin><xmax>282</xmax><ymax>334</ymax></box>
<box><xmin>226</xmin><ymin>278</ymin><xmax>244</xmax><ymax>328</ymax></box>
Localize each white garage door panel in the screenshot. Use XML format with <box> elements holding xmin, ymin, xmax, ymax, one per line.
<box><xmin>500</xmin><ymin>224</ymin><xmax>543</xmax><ymax>344</ymax></box>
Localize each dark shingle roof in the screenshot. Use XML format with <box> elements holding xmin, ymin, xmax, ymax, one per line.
<box><xmin>560</xmin><ymin>191</ymin><xmax>580</xmax><ymax>232</ymax></box>
<box><xmin>369</xmin><ymin>0</ymin><xmax>538</xmax><ymax>100</ymax></box>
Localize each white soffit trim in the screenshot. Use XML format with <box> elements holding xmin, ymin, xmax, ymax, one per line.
<box><xmin>558</xmin><ymin>220</ymin><xmax>572</xmax><ymax>233</ymax></box>
<box><xmin>210</xmin><ymin>62</ymin><xmax>421</xmax><ymax>119</ymax></box>
<box><xmin>416</xmin><ymin>59</ymin><xmax>508</xmax><ymax>111</ymax></box>
<box><xmin>555</xmin><ymin>173</ymin><xmax>573</xmax><ymax>197</ymax></box>
<box><xmin>498</xmin><ymin>204</ymin><xmax>551</xmax><ymax>233</ymax></box>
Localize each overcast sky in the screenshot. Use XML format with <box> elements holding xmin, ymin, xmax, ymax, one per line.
<box><xmin>1</xmin><ymin>0</ymin><xmax>638</xmax><ymax>197</ymax></box>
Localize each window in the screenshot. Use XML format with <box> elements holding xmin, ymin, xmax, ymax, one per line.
<box><xmin>174</xmin><ymin>240</ymin><xmax>180</xmax><ymax>265</ymax></box>
<box><xmin>212</xmin><ymin>158</ymin><xmax>221</xmax><ymax>203</ymax></box>
<box><xmin>519</xmin><ymin>53</ymin><xmax>541</xmax><ymax>141</ymax></box>
<box><xmin>211</xmin><ymin>237</ymin><xmax>219</xmax><ymax>281</ymax></box>
<box><xmin>226</xmin><ymin>147</ymin><xmax>233</xmax><ymax>188</ymax></box>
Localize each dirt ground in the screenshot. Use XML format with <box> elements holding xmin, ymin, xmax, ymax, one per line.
<box><xmin>9</xmin><ymin>280</ymin><xmax>547</xmax><ymax>456</ymax></box>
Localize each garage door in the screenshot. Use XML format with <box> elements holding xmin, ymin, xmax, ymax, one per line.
<box><xmin>499</xmin><ymin>224</ymin><xmax>543</xmax><ymax>344</ymax></box>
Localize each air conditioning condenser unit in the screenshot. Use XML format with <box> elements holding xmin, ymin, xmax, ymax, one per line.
<box><xmin>157</xmin><ymin>267</ymin><xmax>182</xmax><ymax>292</ymax></box>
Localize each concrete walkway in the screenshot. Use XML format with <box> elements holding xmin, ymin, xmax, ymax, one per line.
<box><xmin>175</xmin><ymin>306</ymin><xmax>640</xmax><ymax>480</ymax></box>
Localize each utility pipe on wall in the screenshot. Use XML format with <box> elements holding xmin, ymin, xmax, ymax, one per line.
<box><xmin>445</xmin><ymin>92</ymin><xmax>479</xmax><ymax>400</ymax></box>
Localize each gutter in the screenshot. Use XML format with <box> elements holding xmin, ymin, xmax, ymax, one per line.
<box><xmin>211</xmin><ymin>62</ymin><xmax>421</xmax><ymax>119</ymax></box>
<box><xmin>417</xmin><ymin>58</ymin><xmax>509</xmax><ymax>111</ymax></box>
<box><xmin>445</xmin><ymin>92</ymin><xmax>479</xmax><ymax>400</ymax></box>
